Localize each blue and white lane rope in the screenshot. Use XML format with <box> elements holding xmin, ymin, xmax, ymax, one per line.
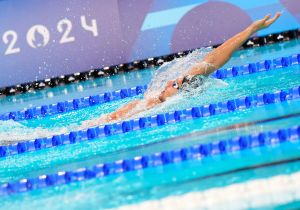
<box><xmin>0</xmin><ymin>85</ymin><xmax>299</xmax><ymax>159</ymax></box>
<box><xmin>0</xmin><ymin>85</ymin><xmax>148</xmax><ymax>121</ymax></box>
<box><xmin>1</xmin><ymin>124</ymin><xmax>299</xmax><ymax>196</ymax></box>
<box><xmin>212</xmin><ymin>53</ymin><xmax>300</xmax><ymax>79</ymax></box>
<box><xmin>1</xmin><ymin>53</ymin><xmax>299</xmax><ymax>122</ymax></box>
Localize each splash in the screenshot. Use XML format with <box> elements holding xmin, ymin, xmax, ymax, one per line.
<box><xmin>0</xmin><ymin>120</ymin><xmax>82</xmax><ymax>145</ymax></box>
<box><xmin>144</xmin><ymin>48</ymin><xmax>213</xmax><ymax>99</ymax></box>
<box><xmin>134</xmin><ymin>48</ymin><xmax>228</xmax><ymax>118</ymax></box>
<box><xmin>0</xmin><ymin>120</ymin><xmax>42</xmax><ymax>145</ymax></box>
<box><xmin>85</xmin><ymin>48</ymin><xmax>228</xmax><ymax>122</ymax></box>
<box><xmin>134</xmin><ymin>76</ymin><xmax>228</xmax><ymax>119</ymax></box>
<box><xmin>0</xmin><ymin>48</ymin><xmax>228</xmax><ymax>144</ymax></box>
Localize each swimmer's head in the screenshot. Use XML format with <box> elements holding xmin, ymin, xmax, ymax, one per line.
<box><xmin>158</xmin><ymin>75</ymin><xmax>203</xmax><ymax>102</ymax></box>
<box><xmin>158</xmin><ymin>77</ymin><xmax>184</xmax><ymax>102</ymax></box>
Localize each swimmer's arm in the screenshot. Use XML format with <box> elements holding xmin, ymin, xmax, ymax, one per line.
<box><xmin>82</xmin><ymin>98</ymin><xmax>161</xmax><ymax>127</ymax></box>
<box><xmin>106</xmin><ymin>97</ymin><xmax>161</xmax><ymax>121</ymax></box>
<box><xmin>106</xmin><ymin>100</ymin><xmax>141</xmax><ymax>121</ymax></box>
<box><xmin>188</xmin><ymin>13</ymin><xmax>281</xmax><ymax>76</ymax></box>
<box><xmin>81</xmin><ymin>100</ymin><xmax>141</xmax><ymax>127</ymax></box>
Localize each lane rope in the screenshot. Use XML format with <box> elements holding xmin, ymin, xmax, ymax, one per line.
<box><xmin>1</xmin><ymin>53</ymin><xmax>299</xmax><ymax>122</ymax></box>
<box><xmin>0</xmin><ymin>84</ymin><xmax>299</xmax><ymax>158</ymax></box>
<box><xmin>0</xmin><ymin>123</ymin><xmax>299</xmax><ymax>196</ymax></box>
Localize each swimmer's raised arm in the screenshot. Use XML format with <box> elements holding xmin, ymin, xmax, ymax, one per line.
<box><xmin>188</xmin><ymin>12</ymin><xmax>281</xmax><ymax>76</ymax></box>
<box><xmin>82</xmin><ymin>13</ymin><xmax>281</xmax><ymax>127</ymax></box>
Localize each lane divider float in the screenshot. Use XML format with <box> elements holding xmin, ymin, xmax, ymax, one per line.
<box><xmin>1</xmin><ymin>53</ymin><xmax>299</xmax><ymax>122</ymax></box>
<box><xmin>0</xmin><ymin>85</ymin><xmax>299</xmax><ymax>159</ymax></box>
<box><xmin>1</xmin><ymin>124</ymin><xmax>299</xmax><ymax>196</ymax></box>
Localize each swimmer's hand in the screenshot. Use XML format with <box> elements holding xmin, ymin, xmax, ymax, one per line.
<box><xmin>251</xmin><ymin>12</ymin><xmax>281</xmax><ymax>33</ymax></box>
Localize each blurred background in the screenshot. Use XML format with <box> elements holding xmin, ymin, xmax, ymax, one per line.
<box><xmin>0</xmin><ymin>0</ymin><xmax>299</xmax><ymax>88</ymax></box>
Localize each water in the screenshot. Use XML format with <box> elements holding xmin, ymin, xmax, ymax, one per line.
<box><xmin>144</xmin><ymin>48</ymin><xmax>213</xmax><ymax>98</ymax></box>
<box><xmin>0</xmin><ymin>39</ymin><xmax>299</xmax><ymax>113</ymax></box>
<box><xmin>0</xmin><ymin>39</ymin><xmax>300</xmax><ymax>209</ymax></box>
<box><xmin>1</xmin><ymin>134</ymin><xmax>300</xmax><ymax>209</ymax></box>
<box><xmin>1</xmin><ymin>61</ymin><xmax>299</xmax><ymax>143</ymax></box>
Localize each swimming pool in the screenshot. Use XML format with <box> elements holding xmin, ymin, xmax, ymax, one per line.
<box><xmin>0</xmin><ymin>38</ymin><xmax>300</xmax><ymax>209</ymax></box>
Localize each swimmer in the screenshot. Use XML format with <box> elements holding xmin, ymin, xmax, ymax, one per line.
<box><xmin>83</xmin><ymin>13</ymin><xmax>281</xmax><ymax>127</ymax></box>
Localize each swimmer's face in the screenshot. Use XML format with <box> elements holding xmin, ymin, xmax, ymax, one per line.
<box><xmin>158</xmin><ymin>78</ymin><xmax>183</xmax><ymax>102</ymax></box>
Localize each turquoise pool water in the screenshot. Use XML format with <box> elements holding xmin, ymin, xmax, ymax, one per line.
<box><xmin>0</xmin><ymin>39</ymin><xmax>300</xmax><ymax>209</ymax></box>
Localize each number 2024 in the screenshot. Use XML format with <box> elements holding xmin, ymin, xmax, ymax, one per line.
<box><xmin>2</xmin><ymin>16</ymin><xmax>98</xmax><ymax>56</ymax></box>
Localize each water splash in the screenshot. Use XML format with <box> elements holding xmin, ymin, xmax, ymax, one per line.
<box><xmin>134</xmin><ymin>76</ymin><xmax>228</xmax><ymax>119</ymax></box>
<box><xmin>0</xmin><ymin>48</ymin><xmax>228</xmax><ymax>144</ymax></box>
<box><xmin>144</xmin><ymin>48</ymin><xmax>213</xmax><ymax>99</ymax></box>
<box><xmin>132</xmin><ymin>48</ymin><xmax>228</xmax><ymax>118</ymax></box>
<box><xmin>0</xmin><ymin>120</ymin><xmax>74</xmax><ymax>145</ymax></box>
<box><xmin>0</xmin><ymin>116</ymin><xmax>91</xmax><ymax>145</ymax></box>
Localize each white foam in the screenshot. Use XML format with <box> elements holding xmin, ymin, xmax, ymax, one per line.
<box><xmin>0</xmin><ymin>48</ymin><xmax>228</xmax><ymax>143</ymax></box>
<box><xmin>144</xmin><ymin>48</ymin><xmax>212</xmax><ymax>99</ymax></box>
<box><xmin>115</xmin><ymin>171</ymin><xmax>300</xmax><ymax>210</ymax></box>
<box><xmin>0</xmin><ymin>119</ymin><xmax>76</xmax><ymax>145</ymax></box>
